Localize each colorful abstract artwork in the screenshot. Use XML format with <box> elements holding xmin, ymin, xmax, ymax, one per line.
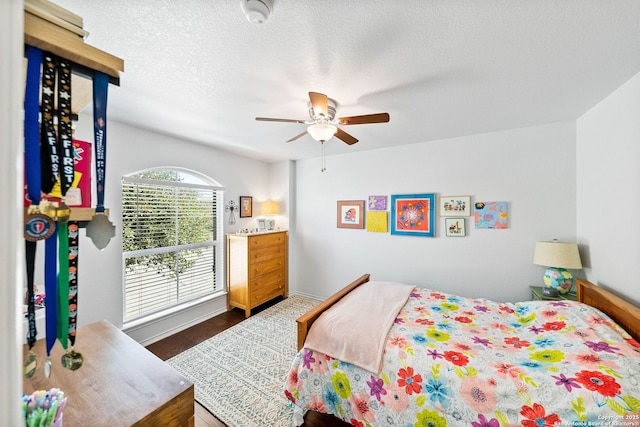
<box><xmin>368</xmin><ymin>195</ymin><xmax>387</xmax><ymax>210</ymax></box>
<box><xmin>366</xmin><ymin>211</ymin><xmax>388</xmax><ymax>232</ymax></box>
<box><xmin>390</xmin><ymin>193</ymin><xmax>435</xmax><ymax>237</ymax></box>
<box><xmin>474</xmin><ymin>201</ymin><xmax>508</xmax><ymax>229</ymax></box>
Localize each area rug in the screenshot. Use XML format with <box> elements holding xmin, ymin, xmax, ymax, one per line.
<box><xmin>166</xmin><ymin>295</ymin><xmax>318</xmax><ymax>427</ymax></box>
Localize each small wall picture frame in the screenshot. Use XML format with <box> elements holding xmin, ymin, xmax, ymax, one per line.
<box><xmin>367</xmin><ymin>195</ymin><xmax>387</xmax><ymax>211</ymax></box>
<box><xmin>366</xmin><ymin>211</ymin><xmax>388</xmax><ymax>233</ymax></box>
<box><xmin>445</xmin><ymin>218</ymin><xmax>466</xmax><ymax>237</ymax></box>
<box><xmin>257</xmin><ymin>218</ymin><xmax>267</xmax><ymax>231</ymax></box>
<box><xmin>240</xmin><ymin>196</ymin><xmax>252</xmax><ymax>218</ymax></box>
<box><xmin>337</xmin><ymin>200</ymin><xmax>365</xmax><ymax>229</ymax></box>
<box><xmin>439</xmin><ymin>196</ymin><xmax>471</xmax><ymax>217</ymax></box>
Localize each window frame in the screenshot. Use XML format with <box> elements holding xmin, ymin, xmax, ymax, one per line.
<box><xmin>121</xmin><ymin>169</ymin><xmax>225</xmax><ymax>327</ymax></box>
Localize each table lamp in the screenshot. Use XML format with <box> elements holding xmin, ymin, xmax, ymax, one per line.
<box><xmin>533</xmin><ymin>240</ymin><xmax>582</xmax><ymax>294</ymax></box>
<box><xmin>261</xmin><ymin>200</ymin><xmax>278</xmax><ymax>230</ymax></box>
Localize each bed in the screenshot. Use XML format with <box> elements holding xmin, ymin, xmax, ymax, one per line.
<box><xmin>284</xmin><ymin>274</ymin><xmax>640</xmax><ymax>426</ymax></box>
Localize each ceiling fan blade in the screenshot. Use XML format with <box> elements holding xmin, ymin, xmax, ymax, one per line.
<box><xmin>338</xmin><ymin>113</ymin><xmax>390</xmax><ymax>125</ymax></box>
<box><xmin>308</xmin><ymin>92</ymin><xmax>328</xmax><ymax>117</ymax></box>
<box><xmin>255</xmin><ymin>117</ymin><xmax>307</xmax><ymax>123</ymax></box>
<box><xmin>335</xmin><ymin>127</ymin><xmax>358</xmax><ymax>145</ymax></box>
<box><xmin>286</xmin><ymin>130</ymin><xmax>308</xmax><ymax>143</ymax></box>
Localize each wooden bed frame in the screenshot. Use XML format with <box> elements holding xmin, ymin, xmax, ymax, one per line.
<box><xmin>575</xmin><ymin>278</ymin><xmax>640</xmax><ymax>341</ymax></box>
<box><xmin>296</xmin><ymin>274</ymin><xmax>640</xmax><ymax>350</ymax></box>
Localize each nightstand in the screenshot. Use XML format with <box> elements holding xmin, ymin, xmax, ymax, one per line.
<box><xmin>530</xmin><ymin>286</ymin><xmax>577</xmax><ymax>301</ymax></box>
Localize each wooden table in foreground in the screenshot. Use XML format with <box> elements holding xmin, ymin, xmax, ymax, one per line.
<box><xmin>23</xmin><ymin>320</ymin><xmax>194</xmax><ymax>427</ymax></box>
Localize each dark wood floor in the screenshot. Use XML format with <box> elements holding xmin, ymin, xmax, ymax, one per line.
<box><xmin>146</xmin><ymin>299</ymin><xmax>350</xmax><ymax>427</ymax></box>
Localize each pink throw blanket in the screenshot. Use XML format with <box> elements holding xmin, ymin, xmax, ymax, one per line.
<box><xmin>303</xmin><ymin>280</ymin><xmax>414</xmax><ymax>374</ymax></box>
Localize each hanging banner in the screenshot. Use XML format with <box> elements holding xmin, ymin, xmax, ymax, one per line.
<box><xmin>66</xmin><ymin>140</ymin><xmax>92</xmax><ymax>207</ymax></box>
<box><xmin>24</xmin><ymin>139</ymin><xmax>92</xmax><ymax>208</ymax></box>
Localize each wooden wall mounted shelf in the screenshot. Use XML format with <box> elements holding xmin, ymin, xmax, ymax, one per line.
<box><xmin>23</xmin><ymin>4</ymin><xmax>122</xmax><ymax>226</ymax></box>
<box><xmin>24</xmin><ymin>12</ymin><xmax>124</xmax><ymax>84</ymax></box>
<box><xmin>24</xmin><ymin>207</ymin><xmax>110</xmax><ymax>224</ymax></box>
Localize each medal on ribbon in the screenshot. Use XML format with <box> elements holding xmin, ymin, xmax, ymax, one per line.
<box><xmin>24</xmin><ymin>47</ymin><xmax>55</xmax><ymax>243</ymax></box>
<box><xmin>86</xmin><ymin>71</ymin><xmax>116</xmax><ymax>250</ymax></box>
<box><xmin>61</xmin><ymin>221</ymin><xmax>83</xmax><ymax>370</ymax></box>
<box><xmin>44</xmin><ymin>224</ymin><xmax>58</xmax><ymax>378</ymax></box>
<box><xmin>23</xmin><ymin>45</ymin><xmax>43</xmax><ymax>378</ymax></box>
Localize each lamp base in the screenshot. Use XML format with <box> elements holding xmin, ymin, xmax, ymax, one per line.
<box><xmin>543</xmin><ymin>267</ymin><xmax>574</xmax><ymax>294</ymax></box>
<box><xmin>266</xmin><ymin>218</ymin><xmax>275</xmax><ymax>231</ymax></box>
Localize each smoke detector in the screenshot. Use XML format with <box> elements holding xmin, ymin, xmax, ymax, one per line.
<box><xmin>241</xmin><ymin>0</ymin><xmax>273</xmax><ymax>24</ymax></box>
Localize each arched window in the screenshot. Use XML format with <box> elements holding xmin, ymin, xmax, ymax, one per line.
<box><xmin>121</xmin><ymin>168</ymin><xmax>223</xmax><ymax>324</ymax></box>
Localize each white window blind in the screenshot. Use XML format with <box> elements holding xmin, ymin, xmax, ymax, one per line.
<box><xmin>122</xmin><ymin>171</ymin><xmax>222</xmax><ymax>323</ymax></box>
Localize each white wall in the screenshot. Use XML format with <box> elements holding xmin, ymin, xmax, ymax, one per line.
<box><xmin>1</xmin><ymin>0</ymin><xmax>25</xmax><ymax>424</ymax></box>
<box><xmin>576</xmin><ymin>71</ymin><xmax>640</xmax><ymax>306</ymax></box>
<box><xmin>291</xmin><ymin>121</ymin><xmax>578</xmax><ymax>303</ymax></box>
<box><xmin>267</xmin><ymin>160</ymin><xmax>293</xmax><ymax>232</ymax></box>
<box><xmin>268</xmin><ymin>160</ymin><xmax>295</xmax><ymax>287</ymax></box>
<box><xmin>66</xmin><ymin>114</ymin><xmax>272</xmax><ymax>344</ymax></box>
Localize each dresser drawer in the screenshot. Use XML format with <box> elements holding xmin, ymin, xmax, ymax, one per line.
<box><xmin>249</xmin><ymin>232</ymin><xmax>287</xmax><ymax>249</ymax></box>
<box><xmin>249</xmin><ymin>244</ymin><xmax>286</xmax><ymax>264</ymax></box>
<box><xmin>251</xmin><ymin>283</ymin><xmax>286</xmax><ymax>306</ymax></box>
<box><xmin>249</xmin><ymin>269</ymin><xmax>286</xmax><ymax>292</ymax></box>
<box><xmin>249</xmin><ymin>256</ymin><xmax>285</xmax><ymax>277</ymax></box>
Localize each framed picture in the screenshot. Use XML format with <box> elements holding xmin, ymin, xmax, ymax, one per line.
<box><xmin>474</xmin><ymin>201</ymin><xmax>508</xmax><ymax>229</ymax></box>
<box><xmin>439</xmin><ymin>195</ymin><xmax>471</xmax><ymax>217</ymax></box>
<box><xmin>445</xmin><ymin>218</ymin><xmax>466</xmax><ymax>237</ymax></box>
<box><xmin>337</xmin><ymin>200</ymin><xmax>365</xmax><ymax>229</ymax></box>
<box><xmin>367</xmin><ymin>195</ymin><xmax>387</xmax><ymax>210</ymax></box>
<box><xmin>239</xmin><ymin>196</ymin><xmax>252</xmax><ymax>218</ymax></box>
<box><xmin>257</xmin><ymin>218</ymin><xmax>267</xmax><ymax>231</ymax></box>
<box><xmin>391</xmin><ymin>193</ymin><xmax>435</xmax><ymax>237</ymax></box>
<box><xmin>366</xmin><ymin>211</ymin><xmax>388</xmax><ymax>233</ymax></box>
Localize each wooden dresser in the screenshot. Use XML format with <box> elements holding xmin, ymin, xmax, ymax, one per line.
<box><xmin>23</xmin><ymin>320</ymin><xmax>194</xmax><ymax>427</ymax></box>
<box><xmin>227</xmin><ymin>231</ymin><xmax>288</xmax><ymax>317</ymax></box>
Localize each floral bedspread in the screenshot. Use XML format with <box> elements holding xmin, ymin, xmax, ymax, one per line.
<box><xmin>284</xmin><ymin>287</ymin><xmax>640</xmax><ymax>426</ymax></box>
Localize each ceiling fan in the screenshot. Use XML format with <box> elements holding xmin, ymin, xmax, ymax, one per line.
<box><xmin>255</xmin><ymin>92</ymin><xmax>390</xmax><ymax>145</ymax></box>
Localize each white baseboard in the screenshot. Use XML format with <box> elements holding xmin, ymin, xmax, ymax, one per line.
<box><xmin>133</xmin><ymin>305</ymin><xmax>229</xmax><ymax>347</ymax></box>
<box><xmin>135</xmin><ymin>293</ymin><xmax>323</xmax><ymax>347</ymax></box>
<box><xmin>288</xmin><ymin>291</ymin><xmax>323</xmax><ymax>302</ymax></box>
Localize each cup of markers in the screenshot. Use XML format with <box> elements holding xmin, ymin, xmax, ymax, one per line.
<box><xmin>22</xmin><ymin>388</ymin><xmax>66</xmax><ymax>427</ymax></box>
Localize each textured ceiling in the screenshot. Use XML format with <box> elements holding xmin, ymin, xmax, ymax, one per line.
<box><xmin>54</xmin><ymin>0</ymin><xmax>640</xmax><ymax>162</ymax></box>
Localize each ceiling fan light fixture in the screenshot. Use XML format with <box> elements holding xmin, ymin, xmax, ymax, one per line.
<box><xmin>307</xmin><ymin>123</ymin><xmax>337</xmax><ymax>142</ymax></box>
<box><xmin>240</xmin><ymin>0</ymin><xmax>273</xmax><ymax>24</ymax></box>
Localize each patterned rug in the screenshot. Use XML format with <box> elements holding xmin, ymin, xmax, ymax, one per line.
<box><xmin>166</xmin><ymin>295</ymin><xmax>318</xmax><ymax>427</ymax></box>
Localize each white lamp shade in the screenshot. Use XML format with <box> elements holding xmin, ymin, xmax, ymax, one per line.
<box><xmin>533</xmin><ymin>241</ymin><xmax>582</xmax><ymax>269</ymax></box>
<box><xmin>307</xmin><ymin>123</ymin><xmax>337</xmax><ymax>142</ymax></box>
